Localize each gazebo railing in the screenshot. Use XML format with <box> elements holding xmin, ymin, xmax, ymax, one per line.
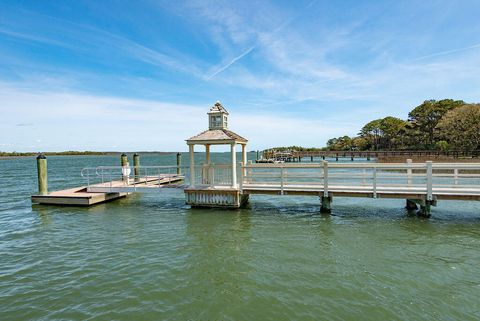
<box><xmin>192</xmin><ymin>164</ymin><xmax>233</xmax><ymax>187</ymax></box>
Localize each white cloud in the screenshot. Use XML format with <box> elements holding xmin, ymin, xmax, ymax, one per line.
<box><xmin>0</xmin><ymin>82</ymin><xmax>354</xmax><ymax>152</ymax></box>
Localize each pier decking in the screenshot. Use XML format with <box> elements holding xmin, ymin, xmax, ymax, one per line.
<box><xmin>31</xmin><ymin>186</ymin><xmax>128</xmax><ymax>206</ymax></box>
<box><xmin>73</xmin><ymin>161</ymin><xmax>480</xmax><ymax>216</ymax></box>
<box><xmin>31</xmin><ymin>174</ymin><xmax>184</xmax><ymax>206</ymax></box>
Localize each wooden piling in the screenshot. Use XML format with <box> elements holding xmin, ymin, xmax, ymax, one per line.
<box><xmin>320</xmin><ymin>196</ymin><xmax>332</xmax><ymax>213</ymax></box>
<box><xmin>418</xmin><ymin>201</ymin><xmax>432</xmax><ymax>217</ymax></box>
<box><xmin>133</xmin><ymin>153</ymin><xmax>140</xmax><ymax>182</ymax></box>
<box><xmin>406</xmin><ymin>199</ymin><xmax>418</xmax><ymax>210</ymax></box>
<box><xmin>121</xmin><ymin>153</ymin><xmax>129</xmax><ymax>182</ymax></box>
<box><xmin>36</xmin><ymin>154</ymin><xmax>48</xmax><ymax>195</ymax></box>
<box><xmin>121</xmin><ymin>153</ymin><xmax>128</xmax><ymax>166</ymax></box>
<box><xmin>177</xmin><ymin>153</ymin><xmax>182</xmax><ymax>175</ymax></box>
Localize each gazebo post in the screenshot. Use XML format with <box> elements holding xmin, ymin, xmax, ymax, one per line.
<box><xmin>241</xmin><ymin>144</ymin><xmax>247</xmax><ymax>180</ymax></box>
<box><xmin>189</xmin><ymin>144</ymin><xmax>195</xmax><ymax>187</ymax></box>
<box><xmin>231</xmin><ymin>143</ymin><xmax>237</xmax><ymax>187</ymax></box>
<box><xmin>205</xmin><ymin>144</ymin><xmax>211</xmax><ymax>165</ymax></box>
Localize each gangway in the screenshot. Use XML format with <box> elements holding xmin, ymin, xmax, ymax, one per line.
<box><xmin>81</xmin><ymin>166</ymin><xmax>187</xmax><ymax>193</ymax></box>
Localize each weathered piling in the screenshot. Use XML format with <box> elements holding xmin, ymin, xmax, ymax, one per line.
<box><xmin>121</xmin><ymin>153</ymin><xmax>128</xmax><ymax>166</ymax></box>
<box><xmin>121</xmin><ymin>153</ymin><xmax>129</xmax><ymax>182</ymax></box>
<box><xmin>176</xmin><ymin>152</ymin><xmax>182</xmax><ymax>175</ymax></box>
<box><xmin>320</xmin><ymin>196</ymin><xmax>332</xmax><ymax>213</ymax></box>
<box><xmin>406</xmin><ymin>199</ymin><xmax>418</xmax><ymax>210</ymax></box>
<box><xmin>133</xmin><ymin>153</ymin><xmax>140</xmax><ymax>182</ymax></box>
<box><xmin>418</xmin><ymin>201</ymin><xmax>432</xmax><ymax>217</ymax></box>
<box><xmin>36</xmin><ymin>154</ymin><xmax>48</xmax><ymax>195</ymax></box>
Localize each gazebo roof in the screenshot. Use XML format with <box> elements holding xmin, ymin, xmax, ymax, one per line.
<box><xmin>186</xmin><ymin>128</ymin><xmax>248</xmax><ymax>145</ymax></box>
<box><xmin>208</xmin><ymin>101</ymin><xmax>229</xmax><ymax>115</ymax></box>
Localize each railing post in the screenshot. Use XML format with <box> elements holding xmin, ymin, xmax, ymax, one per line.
<box><xmin>454</xmin><ymin>168</ymin><xmax>459</xmax><ymax>186</ymax></box>
<box><xmin>323</xmin><ymin>161</ymin><xmax>329</xmax><ymax>197</ymax></box>
<box><xmin>280</xmin><ymin>166</ymin><xmax>285</xmax><ymax>195</ymax></box>
<box><xmin>209</xmin><ymin>163</ymin><xmax>214</xmax><ymax>187</ymax></box>
<box><xmin>426</xmin><ymin>161</ymin><xmax>433</xmax><ymax>201</ymax></box>
<box><xmin>373</xmin><ymin>166</ymin><xmax>377</xmax><ymax>198</ymax></box>
<box><xmin>239</xmin><ymin>164</ymin><xmax>243</xmax><ymax>192</ymax></box>
<box><xmin>406</xmin><ymin>159</ymin><xmax>412</xmax><ymax>186</ymax></box>
<box><xmin>247</xmin><ymin>160</ymin><xmax>253</xmax><ymax>184</ymax></box>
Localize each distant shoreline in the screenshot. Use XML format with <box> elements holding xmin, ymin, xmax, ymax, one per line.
<box><xmin>0</xmin><ymin>151</ymin><xmax>178</xmax><ymax>159</ymax></box>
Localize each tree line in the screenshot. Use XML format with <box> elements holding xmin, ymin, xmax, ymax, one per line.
<box><xmin>326</xmin><ymin>99</ymin><xmax>480</xmax><ymax>152</ymax></box>
<box><xmin>0</xmin><ymin>151</ymin><xmax>108</xmax><ymax>157</ymax></box>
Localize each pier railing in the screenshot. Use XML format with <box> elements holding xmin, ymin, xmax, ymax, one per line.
<box><xmin>80</xmin><ymin>163</ymin><xmax>235</xmax><ymax>191</ymax></box>
<box><xmin>81</xmin><ymin>165</ymin><xmax>188</xmax><ymax>192</ymax></box>
<box><xmin>80</xmin><ymin>162</ymin><xmax>480</xmax><ymax>199</ymax></box>
<box><xmin>192</xmin><ymin>163</ymin><xmax>233</xmax><ymax>187</ymax></box>
<box><xmin>240</xmin><ymin>162</ymin><xmax>480</xmax><ymax>199</ymax></box>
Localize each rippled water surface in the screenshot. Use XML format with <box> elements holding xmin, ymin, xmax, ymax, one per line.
<box><xmin>1</xmin><ymin>154</ymin><xmax>479</xmax><ymax>320</ymax></box>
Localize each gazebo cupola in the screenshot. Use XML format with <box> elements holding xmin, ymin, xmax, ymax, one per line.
<box><xmin>208</xmin><ymin>101</ymin><xmax>229</xmax><ymax>130</ymax></box>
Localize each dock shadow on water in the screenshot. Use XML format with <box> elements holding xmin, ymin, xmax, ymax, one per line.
<box><xmin>1</xmin><ymin>155</ymin><xmax>480</xmax><ymax>320</ymax></box>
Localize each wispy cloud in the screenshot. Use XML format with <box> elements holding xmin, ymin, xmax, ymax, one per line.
<box><xmin>0</xmin><ymin>10</ymin><xmax>205</xmax><ymax>77</ymax></box>
<box><xmin>0</xmin><ymin>81</ymin><xmax>357</xmax><ymax>151</ymax></box>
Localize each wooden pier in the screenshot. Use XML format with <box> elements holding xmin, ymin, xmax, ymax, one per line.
<box><xmin>31</xmin><ymin>103</ymin><xmax>480</xmax><ymax>217</ymax></box>
<box><xmin>240</xmin><ymin>161</ymin><xmax>480</xmax><ymax>216</ymax></box>
<box><xmin>73</xmin><ymin>161</ymin><xmax>480</xmax><ymax>217</ymax></box>
<box><xmin>261</xmin><ymin>149</ymin><xmax>480</xmax><ymax>163</ymax></box>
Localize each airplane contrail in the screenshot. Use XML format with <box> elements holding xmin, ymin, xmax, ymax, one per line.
<box><xmin>206</xmin><ymin>0</ymin><xmax>318</xmax><ymax>80</ymax></box>
<box><xmin>412</xmin><ymin>42</ymin><xmax>480</xmax><ymax>61</ymax></box>
<box><xmin>206</xmin><ymin>46</ymin><xmax>255</xmax><ymax>80</ymax></box>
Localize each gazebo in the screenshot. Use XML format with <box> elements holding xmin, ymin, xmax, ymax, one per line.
<box><xmin>184</xmin><ymin>102</ymin><xmax>249</xmax><ymax>207</ymax></box>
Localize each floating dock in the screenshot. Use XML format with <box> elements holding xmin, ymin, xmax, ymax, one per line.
<box><xmin>31</xmin><ymin>186</ymin><xmax>127</xmax><ymax>206</ymax></box>
<box><xmin>31</xmin><ymin>173</ymin><xmax>184</xmax><ymax>206</ymax></box>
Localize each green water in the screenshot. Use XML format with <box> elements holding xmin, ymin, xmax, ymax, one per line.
<box><xmin>1</xmin><ymin>154</ymin><xmax>479</xmax><ymax>320</ymax></box>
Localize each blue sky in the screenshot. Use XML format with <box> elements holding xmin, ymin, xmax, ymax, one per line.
<box><xmin>1</xmin><ymin>0</ymin><xmax>480</xmax><ymax>152</ymax></box>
